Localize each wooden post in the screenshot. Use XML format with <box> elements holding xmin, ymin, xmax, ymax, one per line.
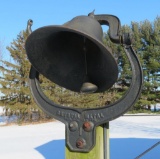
<box><xmin>66</xmin><ymin>126</ymin><xmax>104</xmax><ymax>159</ymax></box>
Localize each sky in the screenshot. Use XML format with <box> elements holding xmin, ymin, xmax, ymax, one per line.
<box><xmin>0</xmin><ymin>0</ymin><xmax>160</xmax><ymax>60</ymax></box>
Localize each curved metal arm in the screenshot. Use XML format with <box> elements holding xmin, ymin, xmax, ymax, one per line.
<box><xmin>27</xmin><ymin>14</ymin><xmax>142</xmax><ymax>153</ymax></box>
<box><xmin>94</xmin><ymin>14</ymin><xmax>121</xmax><ymax>43</ymax></box>
<box><xmin>28</xmin><ymin>41</ymin><xmax>143</xmax><ymax>152</ymax></box>
<box><xmin>86</xmin><ymin>45</ymin><xmax>143</xmax><ymax>124</ymax></box>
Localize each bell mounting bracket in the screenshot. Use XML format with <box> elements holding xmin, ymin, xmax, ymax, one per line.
<box><xmin>28</xmin><ymin>15</ymin><xmax>143</xmax><ymax>152</ymax></box>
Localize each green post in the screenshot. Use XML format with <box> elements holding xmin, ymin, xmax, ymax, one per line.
<box><xmin>66</xmin><ymin>125</ymin><xmax>109</xmax><ymax>159</ymax></box>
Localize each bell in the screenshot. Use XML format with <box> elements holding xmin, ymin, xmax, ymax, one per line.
<box><xmin>25</xmin><ymin>15</ymin><xmax>118</xmax><ymax>93</ymax></box>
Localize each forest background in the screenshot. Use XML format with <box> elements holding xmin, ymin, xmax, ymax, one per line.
<box><xmin>0</xmin><ymin>16</ymin><xmax>160</xmax><ymax>123</ymax></box>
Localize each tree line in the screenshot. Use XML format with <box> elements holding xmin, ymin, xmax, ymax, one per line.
<box><xmin>0</xmin><ymin>16</ymin><xmax>160</xmax><ymax>122</ymax></box>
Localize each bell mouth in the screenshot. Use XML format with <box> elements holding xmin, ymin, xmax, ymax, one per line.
<box><xmin>26</xmin><ymin>25</ymin><xmax>118</xmax><ymax>93</ymax></box>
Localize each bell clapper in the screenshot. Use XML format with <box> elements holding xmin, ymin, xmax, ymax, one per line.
<box><xmin>80</xmin><ymin>37</ymin><xmax>98</xmax><ymax>93</ymax></box>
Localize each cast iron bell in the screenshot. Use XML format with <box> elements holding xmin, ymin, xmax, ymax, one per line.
<box><xmin>25</xmin><ymin>15</ymin><xmax>118</xmax><ymax>93</ymax></box>
<box><xmin>26</xmin><ymin>14</ymin><xmax>143</xmax><ymax>152</ymax></box>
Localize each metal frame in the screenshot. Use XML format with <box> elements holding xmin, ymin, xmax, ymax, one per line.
<box><xmin>27</xmin><ymin>15</ymin><xmax>143</xmax><ymax>152</ymax></box>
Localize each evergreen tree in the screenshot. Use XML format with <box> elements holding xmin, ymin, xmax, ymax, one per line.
<box><xmin>135</xmin><ymin>18</ymin><xmax>160</xmax><ymax>110</ymax></box>
<box><xmin>41</xmin><ymin>76</ymin><xmax>118</xmax><ymax>108</ymax></box>
<box><xmin>0</xmin><ymin>29</ymin><xmax>50</xmax><ymax>121</ymax></box>
<box><xmin>132</xmin><ymin>19</ymin><xmax>160</xmax><ymax>111</ymax></box>
<box><xmin>1</xmin><ymin>17</ymin><xmax>160</xmax><ymax>118</ymax></box>
<box><xmin>103</xmin><ymin>18</ymin><xmax>160</xmax><ymax>111</ymax></box>
<box><xmin>103</xmin><ymin>25</ymin><xmax>132</xmax><ymax>102</ymax></box>
<box><xmin>0</xmin><ymin>26</ymin><xmax>118</xmax><ymax>125</ymax></box>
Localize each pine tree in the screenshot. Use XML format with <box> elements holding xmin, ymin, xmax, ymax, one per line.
<box><xmin>137</xmin><ymin>18</ymin><xmax>160</xmax><ymax>110</ymax></box>
<box><xmin>0</xmin><ymin>29</ymin><xmax>50</xmax><ymax>121</ymax></box>
<box><xmin>103</xmin><ymin>25</ymin><xmax>133</xmax><ymax>103</ymax></box>
<box><xmin>1</xmin><ymin>17</ymin><xmax>159</xmax><ymax>118</ymax></box>
<box><xmin>103</xmin><ymin>18</ymin><xmax>160</xmax><ymax>111</ymax></box>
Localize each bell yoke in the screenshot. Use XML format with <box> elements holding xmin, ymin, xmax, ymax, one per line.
<box><xmin>25</xmin><ymin>12</ymin><xmax>143</xmax><ymax>152</ymax></box>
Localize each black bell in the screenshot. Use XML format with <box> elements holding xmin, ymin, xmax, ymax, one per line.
<box><xmin>25</xmin><ymin>15</ymin><xmax>118</xmax><ymax>93</ymax></box>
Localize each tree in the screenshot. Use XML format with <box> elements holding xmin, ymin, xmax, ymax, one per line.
<box><xmin>102</xmin><ymin>17</ymin><xmax>160</xmax><ymax>111</ymax></box>
<box><xmin>135</xmin><ymin>18</ymin><xmax>160</xmax><ymax>110</ymax></box>
<box><xmin>1</xmin><ymin>17</ymin><xmax>159</xmax><ymax>120</ymax></box>
<box><xmin>0</xmin><ymin>29</ymin><xmax>117</xmax><ymax>124</ymax></box>
<box><xmin>0</xmin><ymin>28</ymin><xmax>51</xmax><ymax>122</ymax></box>
<box><xmin>103</xmin><ymin>26</ymin><xmax>132</xmax><ymax>102</ymax></box>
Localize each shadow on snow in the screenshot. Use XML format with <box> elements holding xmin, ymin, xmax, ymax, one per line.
<box><xmin>35</xmin><ymin>138</ymin><xmax>160</xmax><ymax>159</ymax></box>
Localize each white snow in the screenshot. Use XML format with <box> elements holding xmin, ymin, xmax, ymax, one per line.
<box><xmin>0</xmin><ymin>115</ymin><xmax>160</xmax><ymax>159</ymax></box>
<box><xmin>0</xmin><ymin>121</ymin><xmax>65</xmax><ymax>159</ymax></box>
<box><xmin>110</xmin><ymin>115</ymin><xmax>160</xmax><ymax>139</ymax></box>
<box><xmin>0</xmin><ymin>106</ymin><xmax>4</xmax><ymax>115</ymax></box>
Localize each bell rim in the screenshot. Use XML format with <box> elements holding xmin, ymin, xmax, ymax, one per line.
<box><xmin>26</xmin><ymin>25</ymin><xmax>118</xmax><ymax>92</ymax></box>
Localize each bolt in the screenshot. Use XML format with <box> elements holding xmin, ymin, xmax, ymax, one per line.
<box><xmin>70</xmin><ymin>123</ymin><xmax>74</xmax><ymax>127</ymax></box>
<box><xmin>83</xmin><ymin>121</ymin><xmax>93</xmax><ymax>132</ymax></box>
<box><xmin>76</xmin><ymin>138</ymin><xmax>86</xmax><ymax>149</ymax></box>
<box><xmin>69</xmin><ymin>121</ymin><xmax>78</xmax><ymax>132</ymax></box>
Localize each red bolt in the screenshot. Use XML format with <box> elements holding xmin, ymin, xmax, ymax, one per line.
<box><xmin>84</xmin><ymin>121</ymin><xmax>90</xmax><ymax>128</ymax></box>
<box><xmin>83</xmin><ymin>121</ymin><xmax>93</xmax><ymax>132</ymax></box>
<box><xmin>76</xmin><ymin>138</ymin><xmax>86</xmax><ymax>149</ymax></box>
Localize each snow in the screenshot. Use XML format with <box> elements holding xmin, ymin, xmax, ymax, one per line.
<box><xmin>0</xmin><ymin>115</ymin><xmax>160</xmax><ymax>159</ymax></box>
<box><xmin>0</xmin><ymin>121</ymin><xmax>65</xmax><ymax>159</ymax></box>
<box><xmin>0</xmin><ymin>106</ymin><xmax>4</xmax><ymax>115</ymax></box>
<box><xmin>110</xmin><ymin>115</ymin><xmax>160</xmax><ymax>139</ymax></box>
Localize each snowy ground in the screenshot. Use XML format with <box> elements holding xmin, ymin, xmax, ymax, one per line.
<box><xmin>0</xmin><ymin>115</ymin><xmax>160</xmax><ymax>159</ymax></box>
<box><xmin>0</xmin><ymin>106</ymin><xmax>4</xmax><ymax>115</ymax></box>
